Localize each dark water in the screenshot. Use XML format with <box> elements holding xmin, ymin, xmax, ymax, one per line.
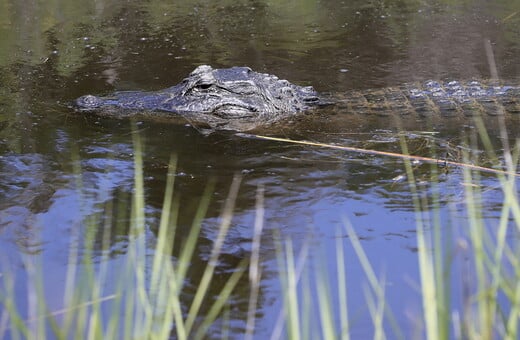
<box><xmin>1</xmin><ymin>0</ymin><xmax>520</xmax><ymax>338</ymax></box>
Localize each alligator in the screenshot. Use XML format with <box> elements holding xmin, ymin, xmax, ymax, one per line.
<box><xmin>75</xmin><ymin>65</ymin><xmax>520</xmax><ymax>131</ymax></box>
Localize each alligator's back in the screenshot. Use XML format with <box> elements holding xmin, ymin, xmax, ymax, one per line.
<box><xmin>334</xmin><ymin>80</ymin><xmax>520</xmax><ymax>118</ymax></box>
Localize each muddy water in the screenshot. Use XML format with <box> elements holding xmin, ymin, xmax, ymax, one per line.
<box><xmin>1</xmin><ymin>0</ymin><xmax>519</xmax><ymax>338</ymax></box>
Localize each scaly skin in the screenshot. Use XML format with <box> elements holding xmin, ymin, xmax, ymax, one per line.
<box><xmin>75</xmin><ymin>66</ymin><xmax>520</xmax><ymax>131</ymax></box>
<box><xmin>334</xmin><ymin>80</ymin><xmax>520</xmax><ymax>118</ymax></box>
<box><xmin>75</xmin><ymin>65</ymin><xmax>320</xmax><ymax>130</ymax></box>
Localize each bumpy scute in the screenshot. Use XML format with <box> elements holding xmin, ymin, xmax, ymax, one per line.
<box><xmin>75</xmin><ymin>66</ymin><xmax>520</xmax><ymax>131</ymax></box>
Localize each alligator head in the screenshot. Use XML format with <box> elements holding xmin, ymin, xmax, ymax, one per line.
<box><xmin>75</xmin><ymin>65</ymin><xmax>320</xmax><ymax>130</ymax></box>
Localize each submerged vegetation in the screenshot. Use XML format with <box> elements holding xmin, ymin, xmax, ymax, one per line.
<box><xmin>0</xmin><ymin>123</ymin><xmax>518</xmax><ymax>339</ymax></box>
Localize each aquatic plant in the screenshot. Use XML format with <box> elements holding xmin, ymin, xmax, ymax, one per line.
<box><xmin>1</xmin><ymin>123</ymin><xmax>519</xmax><ymax>339</ymax></box>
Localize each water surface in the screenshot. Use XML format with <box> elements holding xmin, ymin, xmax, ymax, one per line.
<box><xmin>1</xmin><ymin>0</ymin><xmax>519</xmax><ymax>338</ymax></box>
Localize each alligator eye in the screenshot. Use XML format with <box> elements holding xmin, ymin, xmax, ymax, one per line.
<box><xmin>196</xmin><ymin>83</ymin><xmax>213</xmax><ymax>90</ymax></box>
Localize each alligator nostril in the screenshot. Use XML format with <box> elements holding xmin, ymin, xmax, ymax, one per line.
<box><xmin>76</xmin><ymin>95</ymin><xmax>102</xmax><ymax>109</ymax></box>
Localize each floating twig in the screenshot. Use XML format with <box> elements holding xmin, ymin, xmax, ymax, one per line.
<box><xmin>238</xmin><ymin>133</ymin><xmax>520</xmax><ymax>178</ymax></box>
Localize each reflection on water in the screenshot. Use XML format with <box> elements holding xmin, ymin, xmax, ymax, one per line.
<box><xmin>0</xmin><ymin>0</ymin><xmax>519</xmax><ymax>337</ymax></box>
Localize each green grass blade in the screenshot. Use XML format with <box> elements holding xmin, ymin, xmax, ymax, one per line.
<box><xmin>314</xmin><ymin>255</ymin><xmax>336</xmax><ymax>340</ymax></box>
<box><xmin>284</xmin><ymin>238</ymin><xmax>301</xmax><ymax>340</ymax></box>
<box><xmin>0</xmin><ymin>268</ymin><xmax>28</xmax><ymax>339</ymax></box>
<box><xmin>193</xmin><ymin>258</ymin><xmax>249</xmax><ymax>340</ymax></box>
<box><xmin>175</xmin><ymin>179</ymin><xmax>215</xmax><ymax>287</ymax></box>
<box><xmin>184</xmin><ymin>175</ymin><xmax>242</xmax><ymax>336</ymax></box>
<box><xmin>336</xmin><ymin>229</ymin><xmax>350</xmax><ymax>339</ymax></box>
<box><xmin>400</xmin><ymin>137</ymin><xmax>440</xmax><ymax>340</ymax></box>
<box><xmin>245</xmin><ymin>185</ymin><xmax>265</xmax><ymax>340</ymax></box>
